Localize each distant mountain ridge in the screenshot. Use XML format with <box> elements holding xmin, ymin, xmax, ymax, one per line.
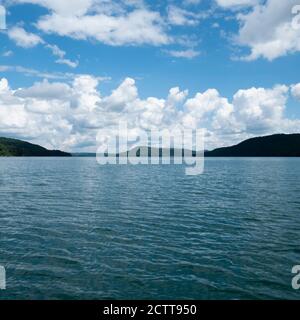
<box><xmin>0</xmin><ymin>137</ymin><xmax>71</xmax><ymax>157</ymax></box>
<box><xmin>72</xmin><ymin>134</ymin><xmax>300</xmax><ymax>158</ymax></box>
<box><xmin>3</xmin><ymin>134</ymin><xmax>298</xmax><ymax>158</ymax></box>
<box><xmin>205</xmin><ymin>134</ymin><xmax>300</xmax><ymax>157</ymax></box>
<box><xmin>116</xmin><ymin>134</ymin><xmax>300</xmax><ymax>158</ymax></box>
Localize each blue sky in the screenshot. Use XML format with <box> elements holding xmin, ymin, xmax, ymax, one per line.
<box><xmin>0</xmin><ymin>0</ymin><xmax>300</xmax><ymax>151</ymax></box>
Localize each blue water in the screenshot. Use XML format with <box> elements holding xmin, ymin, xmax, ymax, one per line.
<box><xmin>0</xmin><ymin>157</ymin><xmax>300</xmax><ymax>300</ymax></box>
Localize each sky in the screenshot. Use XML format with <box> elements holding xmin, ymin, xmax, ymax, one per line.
<box><xmin>0</xmin><ymin>0</ymin><xmax>300</xmax><ymax>151</ymax></box>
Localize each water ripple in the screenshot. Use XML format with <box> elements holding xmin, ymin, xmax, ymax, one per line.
<box><xmin>0</xmin><ymin>158</ymin><xmax>300</xmax><ymax>300</ymax></box>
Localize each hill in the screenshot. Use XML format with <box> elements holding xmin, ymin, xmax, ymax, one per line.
<box><xmin>205</xmin><ymin>134</ymin><xmax>300</xmax><ymax>157</ymax></box>
<box><xmin>0</xmin><ymin>137</ymin><xmax>71</xmax><ymax>157</ymax></box>
<box><xmin>73</xmin><ymin>134</ymin><xmax>300</xmax><ymax>158</ymax></box>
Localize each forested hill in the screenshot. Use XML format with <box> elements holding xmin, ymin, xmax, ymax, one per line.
<box><xmin>0</xmin><ymin>137</ymin><xmax>71</xmax><ymax>157</ymax></box>
<box><xmin>205</xmin><ymin>134</ymin><xmax>300</xmax><ymax>157</ymax></box>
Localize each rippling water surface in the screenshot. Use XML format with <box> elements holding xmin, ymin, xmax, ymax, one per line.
<box><xmin>0</xmin><ymin>157</ymin><xmax>300</xmax><ymax>300</ymax></box>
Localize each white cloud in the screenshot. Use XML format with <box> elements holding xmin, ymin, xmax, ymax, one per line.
<box><xmin>165</xmin><ymin>49</ymin><xmax>200</xmax><ymax>59</ymax></box>
<box><xmin>235</xmin><ymin>0</ymin><xmax>300</xmax><ymax>61</ymax></box>
<box><xmin>1</xmin><ymin>74</ymin><xmax>298</xmax><ymax>151</ymax></box>
<box><xmin>0</xmin><ymin>78</ymin><xmax>9</xmax><ymax>92</ymax></box>
<box><xmin>168</xmin><ymin>87</ymin><xmax>189</xmax><ymax>105</ymax></box>
<box><xmin>8</xmin><ymin>27</ymin><xmax>44</xmax><ymax>48</ymax></box>
<box><xmin>15</xmin><ymin>0</ymin><xmax>94</xmax><ymax>16</ymax></box>
<box><xmin>184</xmin><ymin>0</ymin><xmax>202</xmax><ymax>5</ymax></box>
<box><xmin>10</xmin><ymin>1</ymin><xmax>175</xmax><ymax>47</ymax></box>
<box><xmin>232</xmin><ymin>85</ymin><xmax>289</xmax><ymax>133</ymax></box>
<box><xmin>5</xmin><ymin>0</ymin><xmax>208</xmax><ymax>54</ymax></box>
<box><xmin>15</xmin><ymin>79</ymin><xmax>73</xmax><ymax>100</ymax></box>
<box><xmin>6</xmin><ymin>26</ymin><xmax>78</xmax><ymax>68</ymax></box>
<box><xmin>216</xmin><ymin>0</ymin><xmax>258</xmax><ymax>8</ymax></box>
<box><xmin>212</xmin><ymin>99</ymin><xmax>241</xmax><ymax>133</ymax></box>
<box><xmin>44</xmin><ymin>44</ymin><xmax>77</xmax><ymax>68</ymax></box>
<box><xmin>182</xmin><ymin>89</ymin><xmax>240</xmax><ymax>133</ymax></box>
<box><xmin>0</xmin><ymin>64</ymin><xmax>77</xmax><ymax>79</ymax></box>
<box><xmin>36</xmin><ymin>8</ymin><xmax>170</xmax><ymax>46</ymax></box>
<box><xmin>45</xmin><ymin>44</ymin><xmax>65</xmax><ymax>59</ymax></box>
<box><xmin>167</xmin><ymin>5</ymin><xmax>204</xmax><ymax>26</ymax></box>
<box><xmin>99</xmin><ymin>78</ymin><xmax>138</xmax><ymax>112</ymax></box>
<box><xmin>184</xmin><ymin>89</ymin><xmax>224</xmax><ymax>118</ymax></box>
<box><xmin>291</xmin><ymin>83</ymin><xmax>300</xmax><ymax>101</ymax></box>
<box><xmin>8</xmin><ymin>0</ymin><xmax>300</xmax><ymax>61</ymax></box>
<box><xmin>55</xmin><ymin>58</ymin><xmax>79</xmax><ymax>68</ymax></box>
<box><xmin>45</xmin><ymin>44</ymin><xmax>79</xmax><ymax>68</ymax></box>
<box><xmin>2</xmin><ymin>50</ymin><xmax>13</xmax><ymax>57</ymax></box>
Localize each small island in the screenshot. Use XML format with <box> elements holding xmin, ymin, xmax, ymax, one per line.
<box><xmin>0</xmin><ymin>137</ymin><xmax>71</xmax><ymax>157</ymax></box>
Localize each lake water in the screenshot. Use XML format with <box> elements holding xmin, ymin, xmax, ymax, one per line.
<box><xmin>0</xmin><ymin>157</ymin><xmax>300</xmax><ymax>300</ymax></box>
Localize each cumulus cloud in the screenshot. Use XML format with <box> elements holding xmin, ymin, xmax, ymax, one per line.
<box><xmin>15</xmin><ymin>79</ymin><xmax>73</xmax><ymax>100</ymax></box>
<box><xmin>291</xmin><ymin>83</ymin><xmax>300</xmax><ymax>101</ymax></box>
<box><xmin>232</xmin><ymin>85</ymin><xmax>289</xmax><ymax>133</ymax></box>
<box><xmin>0</xmin><ymin>74</ymin><xmax>299</xmax><ymax>151</ymax></box>
<box><xmin>99</xmin><ymin>78</ymin><xmax>138</xmax><ymax>112</ymax></box>
<box><xmin>235</xmin><ymin>0</ymin><xmax>300</xmax><ymax>61</ymax></box>
<box><xmin>184</xmin><ymin>89</ymin><xmax>225</xmax><ymax>120</ymax></box>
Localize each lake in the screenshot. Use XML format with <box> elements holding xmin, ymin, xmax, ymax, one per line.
<box><xmin>0</xmin><ymin>157</ymin><xmax>299</xmax><ymax>300</ymax></box>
